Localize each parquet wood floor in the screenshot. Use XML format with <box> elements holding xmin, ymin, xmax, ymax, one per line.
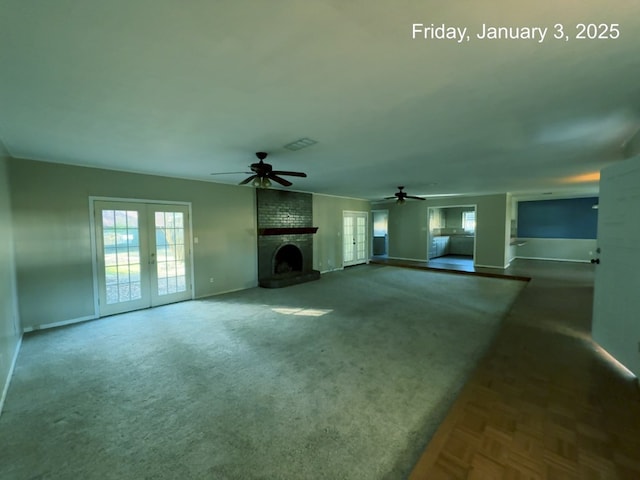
<box><xmin>385</xmin><ymin>258</ymin><xmax>640</xmax><ymax>480</ymax></box>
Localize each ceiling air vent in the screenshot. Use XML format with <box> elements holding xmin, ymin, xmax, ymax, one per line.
<box><xmin>283</xmin><ymin>137</ymin><xmax>317</xmax><ymax>151</ymax></box>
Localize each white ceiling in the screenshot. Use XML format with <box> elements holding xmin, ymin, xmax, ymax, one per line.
<box><xmin>1</xmin><ymin>0</ymin><xmax>639</xmax><ymax>200</ymax></box>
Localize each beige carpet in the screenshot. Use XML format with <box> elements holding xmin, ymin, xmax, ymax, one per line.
<box><xmin>0</xmin><ymin>264</ymin><xmax>525</xmax><ymax>479</ymax></box>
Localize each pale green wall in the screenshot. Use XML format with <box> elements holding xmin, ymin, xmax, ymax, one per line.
<box><xmin>387</xmin><ymin>194</ymin><xmax>509</xmax><ymax>268</ymax></box>
<box><xmin>0</xmin><ymin>154</ymin><xmax>21</xmax><ymax>412</ymax></box>
<box><xmin>312</xmin><ymin>195</ymin><xmax>370</xmax><ymax>272</ymax></box>
<box><xmin>8</xmin><ymin>159</ymin><xmax>369</xmax><ymax>330</ymax></box>
<box><xmin>387</xmin><ymin>199</ymin><xmax>427</xmax><ymax>260</ymax></box>
<box><xmin>9</xmin><ymin>159</ymin><xmax>258</xmax><ymax>330</ymax></box>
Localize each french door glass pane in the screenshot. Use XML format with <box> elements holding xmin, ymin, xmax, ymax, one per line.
<box><xmin>356</xmin><ymin>217</ymin><xmax>366</xmax><ymax>259</ymax></box>
<box><xmin>102</xmin><ymin>210</ymin><xmax>142</xmax><ymax>304</ymax></box>
<box><xmin>155</xmin><ymin>211</ymin><xmax>187</xmax><ymax>296</ymax></box>
<box><xmin>344</xmin><ymin>216</ymin><xmax>354</xmax><ymax>262</ymax></box>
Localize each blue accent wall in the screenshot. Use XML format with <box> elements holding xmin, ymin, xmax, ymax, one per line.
<box><xmin>517</xmin><ymin>197</ymin><xmax>598</xmax><ymax>239</ymax></box>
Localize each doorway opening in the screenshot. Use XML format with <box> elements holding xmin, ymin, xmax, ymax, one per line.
<box><xmin>372</xmin><ymin>210</ymin><xmax>388</xmax><ymax>257</ymax></box>
<box><xmin>427</xmin><ymin>205</ymin><xmax>476</xmax><ymax>270</ymax></box>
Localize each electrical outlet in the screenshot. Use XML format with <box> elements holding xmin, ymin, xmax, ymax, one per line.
<box><xmin>209</xmin><ymin>277</ymin><xmax>214</xmax><ymax>283</ymax></box>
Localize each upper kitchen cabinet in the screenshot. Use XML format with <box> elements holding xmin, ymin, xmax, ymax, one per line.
<box><xmin>429</xmin><ymin>208</ymin><xmax>445</xmax><ymax>230</ymax></box>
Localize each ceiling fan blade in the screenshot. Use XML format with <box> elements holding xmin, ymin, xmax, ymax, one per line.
<box><xmin>271</xmin><ymin>170</ymin><xmax>307</xmax><ymax>178</ymax></box>
<box><xmin>210</xmin><ymin>171</ymin><xmax>251</xmax><ymax>176</ymax></box>
<box><xmin>239</xmin><ymin>175</ymin><xmax>257</xmax><ymax>185</ymax></box>
<box><xmin>268</xmin><ymin>174</ymin><xmax>293</xmax><ymax>187</ymax></box>
<box><xmin>384</xmin><ymin>196</ymin><xmax>396</xmax><ymax>199</ymax></box>
<box><xmin>406</xmin><ymin>196</ymin><xmax>426</xmax><ymax>200</ymax></box>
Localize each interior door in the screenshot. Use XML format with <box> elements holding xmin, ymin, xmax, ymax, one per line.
<box><xmin>592</xmin><ymin>156</ymin><xmax>640</xmax><ymax>377</ymax></box>
<box><xmin>95</xmin><ymin>201</ymin><xmax>192</xmax><ymax>316</ymax></box>
<box><xmin>343</xmin><ymin>211</ymin><xmax>368</xmax><ymax>267</ymax></box>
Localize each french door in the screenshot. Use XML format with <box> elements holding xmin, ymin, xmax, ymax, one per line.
<box><xmin>94</xmin><ymin>201</ymin><xmax>192</xmax><ymax>316</ymax></box>
<box><xmin>343</xmin><ymin>211</ymin><xmax>368</xmax><ymax>267</ymax></box>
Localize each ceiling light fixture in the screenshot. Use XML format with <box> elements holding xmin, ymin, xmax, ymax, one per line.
<box><xmin>283</xmin><ymin>137</ymin><xmax>318</xmax><ymax>151</ymax></box>
<box><xmin>252</xmin><ymin>176</ymin><xmax>272</xmax><ymax>188</ymax></box>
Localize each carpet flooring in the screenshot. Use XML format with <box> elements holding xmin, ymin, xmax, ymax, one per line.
<box><xmin>0</xmin><ymin>264</ymin><xmax>525</xmax><ymax>479</ymax></box>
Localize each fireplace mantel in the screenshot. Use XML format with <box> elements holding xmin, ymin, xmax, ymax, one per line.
<box><xmin>258</xmin><ymin>227</ymin><xmax>318</xmax><ymax>236</ymax></box>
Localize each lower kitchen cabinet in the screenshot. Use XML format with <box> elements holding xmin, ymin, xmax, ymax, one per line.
<box><xmin>449</xmin><ymin>236</ymin><xmax>474</xmax><ymax>256</ymax></box>
<box><xmin>429</xmin><ymin>236</ymin><xmax>450</xmax><ymax>258</ymax></box>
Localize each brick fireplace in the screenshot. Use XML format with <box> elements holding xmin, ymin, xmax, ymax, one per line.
<box><xmin>256</xmin><ymin>189</ymin><xmax>320</xmax><ymax>288</ymax></box>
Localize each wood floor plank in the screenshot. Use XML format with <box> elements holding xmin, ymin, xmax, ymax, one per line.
<box><xmin>388</xmin><ymin>258</ymin><xmax>640</xmax><ymax>480</ymax></box>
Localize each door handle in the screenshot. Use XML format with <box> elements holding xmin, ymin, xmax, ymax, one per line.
<box><xmin>590</xmin><ymin>258</ymin><xmax>600</xmax><ymax>264</ymax></box>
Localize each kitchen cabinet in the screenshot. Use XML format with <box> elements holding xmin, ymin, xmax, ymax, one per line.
<box><xmin>429</xmin><ymin>208</ymin><xmax>445</xmax><ymax>229</ymax></box>
<box><xmin>429</xmin><ymin>236</ymin><xmax>450</xmax><ymax>259</ymax></box>
<box><xmin>449</xmin><ymin>236</ymin><xmax>474</xmax><ymax>256</ymax></box>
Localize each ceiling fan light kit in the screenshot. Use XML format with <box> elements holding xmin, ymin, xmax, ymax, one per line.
<box><xmin>252</xmin><ymin>176</ymin><xmax>272</xmax><ymax>188</ymax></box>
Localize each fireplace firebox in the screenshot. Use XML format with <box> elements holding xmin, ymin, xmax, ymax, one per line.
<box><xmin>274</xmin><ymin>244</ymin><xmax>303</xmax><ymax>274</ymax></box>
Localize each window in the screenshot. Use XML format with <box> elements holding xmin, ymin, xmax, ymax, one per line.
<box><xmin>462</xmin><ymin>210</ymin><xmax>476</xmax><ymax>233</ymax></box>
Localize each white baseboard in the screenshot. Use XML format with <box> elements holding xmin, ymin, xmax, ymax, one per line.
<box><xmin>195</xmin><ymin>284</ymin><xmax>258</xmax><ymax>299</ymax></box>
<box><xmin>23</xmin><ymin>315</ymin><xmax>98</xmax><ymax>333</ymax></box>
<box><xmin>320</xmin><ymin>267</ymin><xmax>344</xmax><ymax>274</ymax></box>
<box><xmin>515</xmin><ymin>255</ymin><xmax>591</xmax><ymax>263</ymax></box>
<box><xmin>1</xmin><ymin>333</ymin><xmax>23</xmax><ymax>416</ymax></box>
<box><xmin>474</xmin><ymin>263</ymin><xmax>508</xmax><ymax>269</ymax></box>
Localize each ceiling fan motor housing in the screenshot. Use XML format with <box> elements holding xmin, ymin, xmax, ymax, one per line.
<box><xmin>236</xmin><ymin>151</ymin><xmax>306</xmax><ymax>188</ymax></box>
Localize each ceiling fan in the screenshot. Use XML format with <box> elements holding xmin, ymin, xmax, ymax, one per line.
<box><xmin>210</xmin><ymin>152</ymin><xmax>307</xmax><ymax>188</ymax></box>
<box><xmin>385</xmin><ymin>186</ymin><xmax>425</xmax><ymax>204</ymax></box>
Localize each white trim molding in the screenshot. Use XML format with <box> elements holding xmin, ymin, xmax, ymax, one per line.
<box><xmin>515</xmin><ymin>255</ymin><xmax>591</xmax><ymax>263</ymax></box>
<box><xmin>22</xmin><ymin>315</ymin><xmax>98</xmax><ymax>333</ymax></box>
